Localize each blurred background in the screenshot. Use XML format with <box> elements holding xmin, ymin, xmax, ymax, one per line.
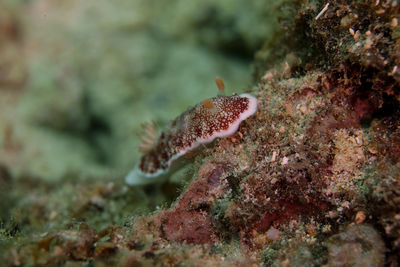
<box><xmin>0</xmin><ymin>0</ymin><xmax>280</xmax><ymax>182</ymax></box>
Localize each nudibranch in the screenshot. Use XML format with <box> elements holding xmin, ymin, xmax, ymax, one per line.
<box><xmin>125</xmin><ymin>78</ymin><xmax>258</xmax><ymax>185</ymax></box>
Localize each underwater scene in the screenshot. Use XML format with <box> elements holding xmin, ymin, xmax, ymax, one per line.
<box><xmin>0</xmin><ymin>0</ymin><xmax>400</xmax><ymax>266</ymax></box>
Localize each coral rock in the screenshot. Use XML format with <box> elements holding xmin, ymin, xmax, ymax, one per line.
<box><xmin>327</xmin><ymin>224</ymin><xmax>386</xmax><ymax>267</ymax></box>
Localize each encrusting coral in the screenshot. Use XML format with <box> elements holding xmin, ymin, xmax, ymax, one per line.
<box><xmin>125</xmin><ymin>78</ymin><xmax>257</xmax><ymax>185</ymax></box>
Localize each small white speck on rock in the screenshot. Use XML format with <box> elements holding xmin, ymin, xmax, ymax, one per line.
<box><xmin>266</xmin><ymin>227</ymin><xmax>281</xmax><ymax>241</ymax></box>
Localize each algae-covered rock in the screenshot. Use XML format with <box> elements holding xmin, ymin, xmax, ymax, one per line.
<box><xmin>327</xmin><ymin>224</ymin><xmax>386</xmax><ymax>267</ymax></box>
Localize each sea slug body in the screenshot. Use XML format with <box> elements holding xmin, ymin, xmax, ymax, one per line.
<box><xmin>125</xmin><ymin>80</ymin><xmax>258</xmax><ymax>185</ymax></box>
